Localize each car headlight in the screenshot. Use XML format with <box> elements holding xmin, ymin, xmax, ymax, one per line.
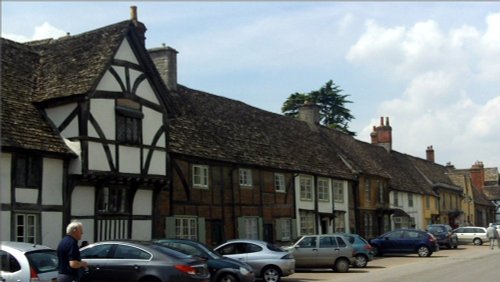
<box><xmin>239</xmin><ymin>267</ymin><xmax>250</xmax><ymax>275</ymax></box>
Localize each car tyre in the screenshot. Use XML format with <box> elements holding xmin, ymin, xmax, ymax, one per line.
<box><xmin>473</xmin><ymin>238</ymin><xmax>482</xmax><ymax>245</ymax></box>
<box><xmin>218</xmin><ymin>273</ymin><xmax>237</xmax><ymax>282</ymax></box>
<box><xmin>333</xmin><ymin>258</ymin><xmax>350</xmax><ymax>273</ymax></box>
<box><xmin>417</xmin><ymin>246</ymin><xmax>431</xmax><ymax>257</ymax></box>
<box><xmin>262</xmin><ymin>266</ymin><xmax>281</xmax><ymax>282</ymax></box>
<box><xmin>354</xmin><ymin>254</ymin><xmax>368</xmax><ymax>268</ymax></box>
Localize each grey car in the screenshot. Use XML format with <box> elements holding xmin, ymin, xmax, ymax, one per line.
<box><xmin>0</xmin><ymin>241</ymin><xmax>58</xmax><ymax>282</ymax></box>
<box><xmin>214</xmin><ymin>239</ymin><xmax>294</xmax><ymax>282</ymax></box>
<box><xmin>282</xmin><ymin>234</ymin><xmax>355</xmax><ymax>273</ymax></box>
<box><xmin>80</xmin><ymin>240</ymin><xmax>210</xmax><ymax>282</ymax></box>
<box><xmin>452</xmin><ymin>226</ymin><xmax>489</xmax><ymax>245</ymax></box>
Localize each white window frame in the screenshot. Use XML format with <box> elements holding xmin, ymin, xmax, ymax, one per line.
<box><xmin>394</xmin><ymin>191</ymin><xmax>399</xmax><ymax>207</ymax></box>
<box><xmin>175</xmin><ymin>217</ymin><xmax>198</xmax><ymax>240</ymax></box>
<box><xmin>318</xmin><ymin>178</ymin><xmax>330</xmax><ymax>202</ymax></box>
<box><xmin>239</xmin><ymin>168</ymin><xmax>253</xmax><ymax>187</ymax></box>
<box><xmin>277</xmin><ymin>218</ymin><xmax>292</xmax><ymax>241</ymax></box>
<box><xmin>333</xmin><ymin>180</ymin><xmax>344</xmax><ymax>203</ymax></box>
<box><xmin>15</xmin><ymin>213</ymin><xmax>38</xmax><ymax>243</ymax></box>
<box><xmin>274</xmin><ymin>173</ymin><xmax>286</xmax><ymax>192</ymax></box>
<box><xmin>408</xmin><ymin>193</ymin><xmax>414</xmax><ymax>207</ymax></box>
<box><xmin>300</xmin><ymin>176</ymin><xmax>313</xmax><ymax>201</ymax></box>
<box><xmin>192</xmin><ymin>165</ymin><xmax>209</xmax><ymax>188</ymax></box>
<box><xmin>243</xmin><ymin>217</ymin><xmax>259</xmax><ymax>239</ymax></box>
<box><xmin>300</xmin><ymin>211</ymin><xmax>315</xmax><ymax>235</ymax></box>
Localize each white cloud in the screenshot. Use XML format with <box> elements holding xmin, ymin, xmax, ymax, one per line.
<box><xmin>2</xmin><ymin>22</ymin><xmax>66</xmax><ymax>42</ymax></box>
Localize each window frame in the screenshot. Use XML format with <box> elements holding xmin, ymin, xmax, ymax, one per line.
<box><xmin>192</xmin><ymin>164</ymin><xmax>209</xmax><ymax>188</ymax></box>
<box><xmin>239</xmin><ymin>168</ymin><xmax>253</xmax><ymax>187</ymax></box>
<box><xmin>116</xmin><ymin>99</ymin><xmax>143</xmax><ymax>145</ymax></box>
<box><xmin>15</xmin><ymin>213</ymin><xmax>38</xmax><ymax>243</ymax></box>
<box><xmin>274</xmin><ymin>173</ymin><xmax>286</xmax><ymax>193</ymax></box>
<box><xmin>14</xmin><ymin>154</ymin><xmax>42</xmax><ymax>188</ymax></box>
<box><xmin>175</xmin><ymin>217</ymin><xmax>198</xmax><ymax>240</ymax></box>
<box><xmin>97</xmin><ymin>186</ymin><xmax>129</xmax><ymax>214</ymax></box>
<box><xmin>333</xmin><ymin>180</ymin><xmax>344</xmax><ymax>203</ymax></box>
<box><xmin>300</xmin><ymin>176</ymin><xmax>313</xmax><ymax>201</ymax></box>
<box><xmin>317</xmin><ymin>178</ymin><xmax>330</xmax><ymax>202</ymax></box>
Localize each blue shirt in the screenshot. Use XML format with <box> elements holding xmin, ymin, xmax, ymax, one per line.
<box><xmin>57</xmin><ymin>235</ymin><xmax>81</xmax><ymax>276</ymax></box>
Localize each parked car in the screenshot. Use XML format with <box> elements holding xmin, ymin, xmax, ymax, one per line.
<box><xmin>369</xmin><ymin>229</ymin><xmax>439</xmax><ymax>257</ymax></box>
<box><xmin>214</xmin><ymin>239</ymin><xmax>294</xmax><ymax>282</ymax></box>
<box><xmin>154</xmin><ymin>239</ymin><xmax>254</xmax><ymax>282</ymax></box>
<box><xmin>338</xmin><ymin>233</ymin><xmax>374</xmax><ymax>268</ymax></box>
<box><xmin>452</xmin><ymin>226</ymin><xmax>489</xmax><ymax>245</ymax></box>
<box><xmin>0</xmin><ymin>241</ymin><xmax>58</xmax><ymax>282</ymax></box>
<box><xmin>282</xmin><ymin>234</ymin><xmax>355</xmax><ymax>272</ymax></box>
<box><xmin>80</xmin><ymin>240</ymin><xmax>210</xmax><ymax>282</ymax></box>
<box><xmin>426</xmin><ymin>224</ymin><xmax>458</xmax><ymax>249</ymax></box>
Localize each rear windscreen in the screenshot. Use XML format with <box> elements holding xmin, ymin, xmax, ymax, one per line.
<box><xmin>27</xmin><ymin>250</ymin><xmax>58</xmax><ymax>273</ymax></box>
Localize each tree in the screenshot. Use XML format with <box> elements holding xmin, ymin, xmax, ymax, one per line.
<box><xmin>281</xmin><ymin>80</ymin><xmax>355</xmax><ymax>135</ymax></box>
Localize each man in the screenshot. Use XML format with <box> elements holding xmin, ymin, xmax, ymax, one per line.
<box><xmin>486</xmin><ymin>223</ymin><xmax>497</xmax><ymax>250</ymax></box>
<box><xmin>57</xmin><ymin>221</ymin><xmax>89</xmax><ymax>282</ymax></box>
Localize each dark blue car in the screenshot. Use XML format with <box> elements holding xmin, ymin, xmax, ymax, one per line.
<box><xmin>369</xmin><ymin>229</ymin><xmax>439</xmax><ymax>257</ymax></box>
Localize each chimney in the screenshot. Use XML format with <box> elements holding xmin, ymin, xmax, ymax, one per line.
<box><xmin>149</xmin><ymin>43</ymin><xmax>178</xmax><ymax>92</ymax></box>
<box><xmin>370</xmin><ymin>116</ymin><xmax>392</xmax><ymax>152</ymax></box>
<box><xmin>426</xmin><ymin>145</ymin><xmax>435</xmax><ymax>162</ymax></box>
<box><xmin>470</xmin><ymin>161</ymin><xmax>485</xmax><ymax>192</ymax></box>
<box><xmin>130</xmin><ymin>6</ymin><xmax>147</xmax><ymax>46</ymax></box>
<box><xmin>298</xmin><ymin>101</ymin><xmax>321</xmax><ymax>129</ymax></box>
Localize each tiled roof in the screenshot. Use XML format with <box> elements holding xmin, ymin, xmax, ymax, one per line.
<box><xmin>168</xmin><ymin>85</ymin><xmax>356</xmax><ymax>179</ymax></box>
<box><xmin>1</xmin><ymin>38</ymin><xmax>73</xmax><ymax>154</ymax></box>
<box><xmin>407</xmin><ymin>155</ymin><xmax>462</xmax><ymax>193</ymax></box>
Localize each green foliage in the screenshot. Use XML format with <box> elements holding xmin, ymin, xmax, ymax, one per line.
<box><xmin>281</xmin><ymin>80</ymin><xmax>355</xmax><ymax>136</ymax></box>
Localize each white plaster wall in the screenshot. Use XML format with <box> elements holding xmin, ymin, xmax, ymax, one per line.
<box><xmin>42</xmin><ymin>158</ymin><xmax>63</xmax><ymax>205</ymax></box>
<box><xmin>45</xmin><ymin>104</ymin><xmax>78</xmax><ymax>138</ymax></box>
<box><xmin>133</xmin><ymin>189</ymin><xmax>153</xmax><ymax>215</ymax></box>
<box><xmin>119</xmin><ymin>146</ymin><xmax>141</xmax><ymax>174</ymax></box>
<box><xmin>115</xmin><ymin>39</ymin><xmax>139</xmax><ymax>64</ymax></box>
<box><xmin>1</xmin><ymin>153</ymin><xmax>12</xmax><ymax>204</ymax></box>
<box><xmin>88</xmin><ymin>142</ymin><xmax>114</xmax><ymax>171</ymax></box>
<box><xmin>71</xmin><ymin>186</ymin><xmax>95</xmax><ymax>216</ymax></box>
<box><xmin>41</xmin><ymin>212</ymin><xmax>63</xmax><ymax>248</ymax></box>
<box><xmin>89</xmin><ymin>99</ymin><xmax>115</xmax><ymax>139</ymax></box>
<box><xmin>142</xmin><ymin>107</ymin><xmax>164</xmax><ymax>146</ymax></box>
<box><xmin>0</xmin><ymin>211</ymin><xmax>10</xmax><ymax>240</ymax></box>
<box><xmin>96</xmin><ymin>70</ymin><xmax>122</xmax><ymax>92</ymax></box>
<box><xmin>145</xmin><ymin>150</ymin><xmax>166</xmax><ymax>176</ymax></box>
<box><xmin>135</xmin><ymin>79</ymin><xmax>159</xmax><ymax>105</ymax></box>
<box><xmin>15</xmin><ymin>188</ymin><xmax>38</xmax><ymax>203</ymax></box>
<box><xmin>79</xmin><ymin>218</ymin><xmax>95</xmax><ymax>244</ymax></box>
<box><xmin>132</xmin><ymin>220</ymin><xmax>152</xmax><ymax>240</ymax></box>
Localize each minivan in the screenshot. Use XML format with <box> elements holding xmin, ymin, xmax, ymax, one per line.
<box><xmin>452</xmin><ymin>226</ymin><xmax>489</xmax><ymax>245</ymax></box>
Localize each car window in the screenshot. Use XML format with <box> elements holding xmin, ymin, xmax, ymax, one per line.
<box><xmin>404</xmin><ymin>231</ymin><xmax>421</xmax><ymax>239</ymax></box>
<box><xmin>246</xmin><ymin>243</ymin><xmax>262</xmax><ymax>253</ymax></box>
<box><xmin>344</xmin><ymin>235</ymin><xmax>355</xmax><ymax>244</ymax></box>
<box><xmin>113</xmin><ymin>245</ymin><xmax>151</xmax><ymax>260</ymax></box>
<box><xmin>386</xmin><ymin>230</ymin><xmax>403</xmax><ymax>239</ymax></box>
<box><xmin>81</xmin><ymin>244</ymin><xmax>114</xmax><ymax>259</ymax></box>
<box><xmin>298</xmin><ymin>237</ymin><xmax>316</xmax><ymax>248</ymax></box>
<box><xmin>319</xmin><ymin>236</ymin><xmax>337</xmax><ymax>248</ymax></box>
<box><xmin>26</xmin><ymin>250</ymin><xmax>58</xmax><ymax>273</ymax></box>
<box><xmin>165</xmin><ymin>242</ymin><xmax>203</xmax><ymax>257</ymax></box>
<box><xmin>336</xmin><ymin>236</ymin><xmax>347</xmax><ymax>247</ymax></box>
<box><xmin>0</xmin><ymin>250</ymin><xmax>21</xmax><ymax>273</ymax></box>
<box><xmin>475</xmin><ymin>228</ymin><xmax>485</xmax><ymax>233</ymax></box>
<box><xmin>218</xmin><ymin>243</ymin><xmax>245</xmax><ymax>255</ymax></box>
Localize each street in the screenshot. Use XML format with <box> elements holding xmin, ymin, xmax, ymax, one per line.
<box><xmin>282</xmin><ymin>244</ymin><xmax>500</xmax><ymax>282</ymax></box>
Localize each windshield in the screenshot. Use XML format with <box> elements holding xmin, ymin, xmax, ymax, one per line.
<box><xmin>26</xmin><ymin>250</ymin><xmax>58</xmax><ymax>273</ymax></box>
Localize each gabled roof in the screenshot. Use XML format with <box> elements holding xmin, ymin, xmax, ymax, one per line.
<box><xmin>1</xmin><ymin>38</ymin><xmax>73</xmax><ymax>155</ymax></box>
<box><xmin>168</xmin><ymin>85</ymin><xmax>355</xmax><ymax>179</ymax></box>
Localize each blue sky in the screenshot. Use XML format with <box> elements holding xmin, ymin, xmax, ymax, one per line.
<box><xmin>2</xmin><ymin>1</ymin><xmax>500</xmax><ymax>169</ymax></box>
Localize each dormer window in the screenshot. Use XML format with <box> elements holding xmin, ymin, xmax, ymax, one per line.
<box><xmin>116</xmin><ymin>99</ymin><xmax>143</xmax><ymax>145</ymax></box>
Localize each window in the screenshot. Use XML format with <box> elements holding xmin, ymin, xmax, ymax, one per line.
<box><xmin>426</xmin><ymin>195</ymin><xmax>430</xmax><ymax>208</ymax></box>
<box><xmin>408</xmin><ymin>193</ymin><xmax>414</xmax><ymax>207</ymax></box>
<box><xmin>176</xmin><ymin>217</ymin><xmax>198</xmax><ymax>240</ymax></box>
<box><xmin>0</xmin><ymin>251</ymin><xmax>21</xmax><ymax>272</ymax></box>
<box><xmin>274</xmin><ymin>173</ymin><xmax>286</xmax><ymax>192</ymax></box>
<box><xmin>394</xmin><ymin>191</ymin><xmax>399</xmax><ymax>207</ymax></box>
<box><xmin>192</xmin><ymin>165</ymin><xmax>209</xmax><ymax>188</ymax></box>
<box><xmin>334</xmin><ymin>211</ymin><xmax>345</xmax><ymax>232</ymax></box>
<box><xmin>300</xmin><ymin>211</ymin><xmax>315</xmax><ymax>235</ymax></box>
<box><xmin>276</xmin><ymin>219</ymin><xmax>292</xmax><ymax>241</ymax></box>
<box><xmin>97</xmin><ymin>187</ymin><xmax>128</xmax><ymax>213</ymax></box>
<box><xmin>242</xmin><ymin>217</ymin><xmax>259</xmax><ymax>239</ymax></box>
<box><xmin>14</xmin><ymin>154</ymin><xmax>42</xmax><ymax>188</ymax></box>
<box><xmin>364</xmin><ymin>178</ymin><xmax>371</xmax><ymax>202</ymax></box>
<box><xmin>300</xmin><ymin>176</ymin><xmax>313</xmax><ymax>200</ymax></box>
<box><xmin>116</xmin><ymin>99</ymin><xmax>143</xmax><ymax>145</ymax></box>
<box><xmin>318</xmin><ymin>178</ymin><xmax>330</xmax><ymax>201</ymax></box>
<box><xmin>239</xmin><ymin>169</ymin><xmax>252</xmax><ymax>187</ymax></box>
<box><xmin>15</xmin><ymin>214</ymin><xmax>38</xmax><ymax>243</ymax></box>
<box><xmin>333</xmin><ymin>181</ymin><xmax>344</xmax><ymax>202</ymax></box>
<box><xmin>378</xmin><ymin>181</ymin><xmax>385</xmax><ymax>204</ymax></box>
<box><xmin>298</xmin><ymin>236</ymin><xmax>316</xmax><ymax>248</ymax></box>
<box><xmin>363</xmin><ymin>213</ymin><xmax>374</xmax><ymax>238</ymax></box>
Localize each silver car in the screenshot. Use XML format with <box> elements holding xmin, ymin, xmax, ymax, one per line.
<box><xmin>452</xmin><ymin>226</ymin><xmax>489</xmax><ymax>245</ymax></box>
<box><xmin>0</xmin><ymin>241</ymin><xmax>58</xmax><ymax>282</ymax></box>
<box><xmin>214</xmin><ymin>239</ymin><xmax>295</xmax><ymax>282</ymax></box>
<box><xmin>282</xmin><ymin>234</ymin><xmax>355</xmax><ymax>272</ymax></box>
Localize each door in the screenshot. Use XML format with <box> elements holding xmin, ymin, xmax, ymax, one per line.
<box><xmin>381</xmin><ymin>230</ymin><xmax>404</xmax><ymax>253</ymax></box>
<box><xmin>291</xmin><ymin>236</ymin><xmax>318</xmax><ymax>267</ymax></box>
<box><xmin>316</xmin><ymin>236</ymin><xmax>341</xmax><ymax>267</ymax></box>
<box><xmin>400</xmin><ymin>231</ymin><xmax>422</xmax><ymax>252</ymax></box>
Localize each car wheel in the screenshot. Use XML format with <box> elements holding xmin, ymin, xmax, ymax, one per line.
<box><xmin>354</xmin><ymin>254</ymin><xmax>368</xmax><ymax>268</ymax></box>
<box><xmin>218</xmin><ymin>273</ymin><xmax>237</xmax><ymax>282</ymax></box>
<box><xmin>262</xmin><ymin>266</ymin><xmax>281</xmax><ymax>282</ymax></box>
<box><xmin>333</xmin><ymin>258</ymin><xmax>350</xmax><ymax>273</ymax></box>
<box><xmin>417</xmin><ymin>246</ymin><xmax>430</xmax><ymax>257</ymax></box>
<box><xmin>473</xmin><ymin>238</ymin><xmax>482</xmax><ymax>245</ymax></box>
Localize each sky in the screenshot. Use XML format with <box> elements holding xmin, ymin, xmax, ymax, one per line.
<box><xmin>2</xmin><ymin>1</ymin><xmax>500</xmax><ymax>170</ymax></box>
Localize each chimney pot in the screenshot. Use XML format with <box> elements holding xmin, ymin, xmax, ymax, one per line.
<box><xmin>130</xmin><ymin>6</ymin><xmax>138</xmax><ymax>21</ymax></box>
<box><xmin>426</xmin><ymin>145</ymin><xmax>435</xmax><ymax>162</ymax></box>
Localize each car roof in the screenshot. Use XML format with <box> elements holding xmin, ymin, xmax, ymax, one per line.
<box><xmin>0</xmin><ymin>241</ymin><xmax>53</xmax><ymax>252</ymax></box>
<box><xmin>223</xmin><ymin>239</ymin><xmax>268</xmax><ymax>244</ymax></box>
